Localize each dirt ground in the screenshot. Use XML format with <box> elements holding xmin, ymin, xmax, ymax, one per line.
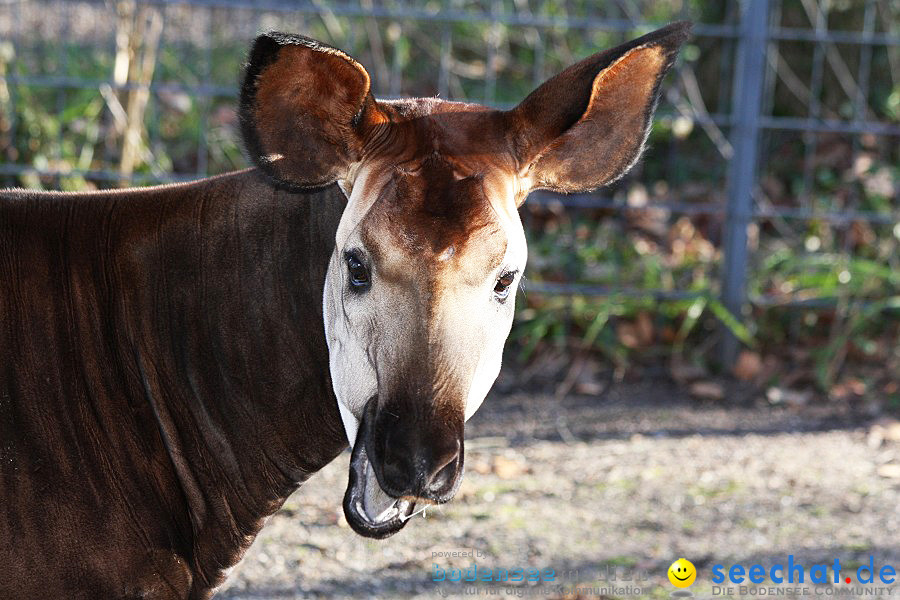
<box><xmin>219</xmin><ymin>378</ymin><xmax>900</xmax><ymax>600</ymax></box>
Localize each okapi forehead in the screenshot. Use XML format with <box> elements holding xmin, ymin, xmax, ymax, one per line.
<box><xmin>360</xmin><ymin>156</ymin><xmax>505</xmax><ymax>277</ymax></box>
<box><xmin>370</xmin><ymin>99</ymin><xmax>516</xmax><ymax>169</ymax></box>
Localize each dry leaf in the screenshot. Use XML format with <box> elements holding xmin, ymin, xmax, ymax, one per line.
<box><xmin>733</xmin><ymin>351</ymin><xmax>763</xmax><ymax>381</ymax></box>
<box><xmin>617</xmin><ymin>322</ymin><xmax>639</xmax><ymax>349</ymax></box>
<box><xmin>492</xmin><ymin>455</ymin><xmax>527</xmax><ymax>479</ymax></box>
<box><xmin>469</xmin><ymin>460</ymin><xmax>492</xmax><ymax>475</ymax></box>
<box><xmin>869</xmin><ymin>419</ymin><xmax>900</xmax><ymax>449</ymax></box>
<box><xmin>876</xmin><ymin>464</ymin><xmax>900</xmax><ymax>479</ymax></box>
<box><xmin>883</xmin><ymin>420</ymin><xmax>900</xmax><ymax>442</ymax></box>
<box><xmin>574</xmin><ymin>380</ymin><xmax>606</xmax><ymax>396</ymax></box>
<box><xmin>635</xmin><ymin>312</ymin><xmax>654</xmax><ymax>346</ymax></box>
<box><xmin>689</xmin><ymin>381</ymin><xmax>725</xmax><ymax>401</ymax></box>
<box><xmin>868</xmin><ymin>427</ymin><xmax>884</xmax><ymax>449</ymax></box>
<box><xmin>456</xmin><ymin>478</ymin><xmax>478</xmax><ymax>501</ymax></box>
<box><xmin>670</xmin><ymin>359</ymin><xmax>706</xmax><ymax>384</ymax></box>
<box><xmin>766</xmin><ymin>387</ymin><xmax>811</xmax><ymax>407</ymax></box>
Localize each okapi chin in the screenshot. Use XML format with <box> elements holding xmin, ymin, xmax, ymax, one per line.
<box><xmin>1</xmin><ymin>22</ymin><xmax>689</xmax><ymax>599</ymax></box>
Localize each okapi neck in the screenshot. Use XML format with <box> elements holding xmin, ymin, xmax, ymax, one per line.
<box><xmin>116</xmin><ymin>169</ymin><xmax>349</xmax><ymax>591</ymax></box>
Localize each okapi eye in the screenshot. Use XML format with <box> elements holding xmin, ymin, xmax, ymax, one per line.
<box><xmin>345</xmin><ymin>251</ymin><xmax>370</xmax><ymax>291</ymax></box>
<box><xmin>494</xmin><ymin>271</ymin><xmax>516</xmax><ymax>301</ymax></box>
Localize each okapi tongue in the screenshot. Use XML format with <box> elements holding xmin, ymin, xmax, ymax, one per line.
<box><xmin>342</xmin><ymin>399</ymin><xmax>416</xmax><ymax>539</ymax></box>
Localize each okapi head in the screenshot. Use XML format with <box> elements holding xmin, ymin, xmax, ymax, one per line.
<box><xmin>239</xmin><ymin>22</ymin><xmax>690</xmax><ymax>538</ymax></box>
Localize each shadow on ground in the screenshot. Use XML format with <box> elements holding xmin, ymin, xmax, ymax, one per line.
<box><xmin>221</xmin><ymin>378</ymin><xmax>899</xmax><ymax>599</ymax></box>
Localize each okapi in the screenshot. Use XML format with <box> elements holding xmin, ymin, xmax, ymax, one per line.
<box><xmin>0</xmin><ymin>22</ymin><xmax>690</xmax><ymax>599</ymax></box>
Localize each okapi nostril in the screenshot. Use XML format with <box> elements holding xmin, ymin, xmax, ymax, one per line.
<box><xmin>431</xmin><ymin>441</ymin><xmax>460</xmax><ymax>474</ymax></box>
<box><xmin>427</xmin><ymin>456</ymin><xmax>459</xmax><ymax>494</ymax></box>
<box><xmin>381</xmin><ymin>451</ymin><xmax>414</xmax><ymax>493</ymax></box>
<box><xmin>425</xmin><ymin>438</ymin><xmax>461</xmax><ymax>494</ymax></box>
<box><xmin>377</xmin><ymin>432</ymin><xmax>461</xmax><ymax>498</ymax></box>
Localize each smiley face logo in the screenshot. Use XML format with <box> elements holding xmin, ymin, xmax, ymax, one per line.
<box><xmin>668</xmin><ymin>558</ymin><xmax>696</xmax><ymax>588</ymax></box>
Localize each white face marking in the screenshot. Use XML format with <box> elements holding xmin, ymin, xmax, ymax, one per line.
<box><xmin>322</xmin><ymin>166</ymin><xmax>527</xmax><ymax>447</ymax></box>
<box><xmin>463</xmin><ymin>180</ymin><xmax>527</xmax><ymax>421</ymax></box>
<box><xmin>323</xmin><ymin>167</ymin><xmax>383</xmax><ymax>448</ymax></box>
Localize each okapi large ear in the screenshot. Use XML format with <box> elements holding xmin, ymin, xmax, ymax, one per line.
<box><xmin>508</xmin><ymin>22</ymin><xmax>691</xmax><ymax>196</ymax></box>
<box><xmin>239</xmin><ymin>32</ymin><xmax>389</xmax><ymax>189</ymax></box>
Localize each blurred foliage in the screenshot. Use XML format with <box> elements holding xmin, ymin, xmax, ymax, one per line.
<box><xmin>0</xmin><ymin>0</ymin><xmax>897</xmax><ymax>401</ymax></box>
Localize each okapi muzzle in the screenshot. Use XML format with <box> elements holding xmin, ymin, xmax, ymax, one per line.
<box><xmin>345</xmin><ymin>396</ymin><xmax>464</xmax><ymax>538</ymax></box>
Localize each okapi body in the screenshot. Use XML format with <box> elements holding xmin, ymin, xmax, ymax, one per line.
<box><xmin>0</xmin><ymin>23</ymin><xmax>689</xmax><ymax>599</ymax></box>
<box><xmin>1</xmin><ymin>175</ymin><xmax>349</xmax><ymax>597</ymax></box>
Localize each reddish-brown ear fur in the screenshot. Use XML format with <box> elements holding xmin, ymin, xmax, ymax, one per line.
<box><xmin>239</xmin><ymin>32</ymin><xmax>388</xmax><ymax>189</ymax></box>
<box><xmin>508</xmin><ymin>21</ymin><xmax>691</xmax><ymax>195</ymax></box>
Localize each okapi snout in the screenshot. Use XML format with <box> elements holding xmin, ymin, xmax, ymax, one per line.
<box><xmin>373</xmin><ymin>410</ymin><xmax>464</xmax><ymax>502</ymax></box>
<box><xmin>342</xmin><ymin>397</ymin><xmax>465</xmax><ymax>538</ymax></box>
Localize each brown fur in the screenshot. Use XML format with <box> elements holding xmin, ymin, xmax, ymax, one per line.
<box><xmin>0</xmin><ymin>172</ymin><xmax>348</xmax><ymax>598</ymax></box>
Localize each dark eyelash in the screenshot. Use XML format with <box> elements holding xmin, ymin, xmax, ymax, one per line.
<box><xmin>499</xmin><ymin>269</ymin><xmax>518</xmax><ymax>282</ymax></box>
<box><xmin>494</xmin><ymin>269</ymin><xmax>518</xmax><ymax>302</ymax></box>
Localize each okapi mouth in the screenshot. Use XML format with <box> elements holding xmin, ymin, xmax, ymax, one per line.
<box><xmin>342</xmin><ymin>399</ymin><xmax>418</xmax><ymax>538</ymax></box>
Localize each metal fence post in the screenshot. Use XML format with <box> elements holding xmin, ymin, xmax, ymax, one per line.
<box><xmin>721</xmin><ymin>0</ymin><xmax>770</xmax><ymax>367</ymax></box>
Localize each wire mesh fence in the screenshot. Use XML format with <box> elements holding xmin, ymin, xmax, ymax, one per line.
<box><xmin>0</xmin><ymin>0</ymin><xmax>897</xmax><ymax>365</ymax></box>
